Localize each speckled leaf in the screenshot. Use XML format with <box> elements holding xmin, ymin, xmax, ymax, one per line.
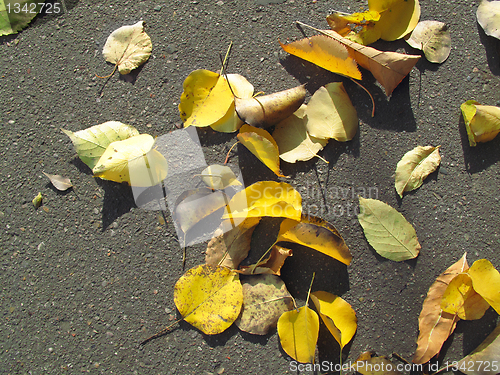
<box><xmin>405</xmin><ymin>21</ymin><xmax>451</xmax><ymax>63</ymax></box>
<box><xmin>278</xmin><ymin>305</ymin><xmax>319</xmax><ymax>363</ymax></box>
<box><xmin>358</xmin><ymin>197</ymin><xmax>420</xmax><ymax>261</ymax></box>
<box><xmin>235</xmin><ymin>274</ymin><xmax>294</xmax><ymax>335</ymax></box>
<box><xmin>441</xmin><ymin>273</ymin><xmax>490</xmax><ymax>320</ymax></box>
<box><xmin>395</xmin><ymin>145</ymin><xmax>441</xmax><ymax>198</ymax></box>
<box><xmin>277</xmin><ymin>215</ymin><xmax>352</xmax><ymax>265</ymax></box>
<box><xmin>102</xmin><ymin>21</ymin><xmax>152</xmax><ymax>75</ymax></box>
<box><xmin>205</xmin><ymin>217</ymin><xmax>261</xmax><ymax>269</ymax></box>
<box><xmin>62</xmin><ymin>121</ymin><xmax>139</xmax><ymax>170</ymax></box>
<box><xmin>310</xmin><ymin>291</ymin><xmax>357</xmax><ymax>348</ymax></box>
<box><xmin>413</xmin><ymin>253</ymin><xmax>468</xmax><ymax>364</ymax></box>
<box><xmin>174</xmin><ymin>264</ymin><xmax>243</xmax><ymax>335</ymax></box>
<box><xmin>477</xmin><ymin>0</ymin><xmax>500</xmax><ymax>40</ymax></box>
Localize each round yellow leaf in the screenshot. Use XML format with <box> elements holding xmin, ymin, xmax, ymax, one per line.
<box><xmin>174</xmin><ymin>264</ymin><xmax>243</xmax><ymax>335</ymax></box>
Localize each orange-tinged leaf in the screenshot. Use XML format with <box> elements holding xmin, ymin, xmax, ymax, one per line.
<box><xmin>237</xmin><ymin>124</ymin><xmax>283</xmax><ymax>177</ymax></box>
<box><xmin>277</xmin><ymin>306</ymin><xmax>319</xmax><ymax>363</ymax></box>
<box><xmin>468</xmin><ymin>259</ymin><xmax>500</xmax><ymax>315</ymax></box>
<box><xmin>310</xmin><ymin>291</ymin><xmax>357</xmax><ymax>348</ymax></box>
<box><xmin>238</xmin><ymin>245</ymin><xmax>293</xmax><ymax>275</ymax></box>
<box><xmin>296</xmin><ymin>23</ymin><xmax>420</xmax><ymax>96</ymax></box>
<box><xmin>413</xmin><ymin>253</ymin><xmax>468</xmax><ymax>364</ymax></box>
<box><xmin>277</xmin><ymin>216</ymin><xmax>352</xmax><ymax>265</ymax></box>
<box><xmin>322</xmin><ymin>29</ymin><xmax>420</xmax><ymax>95</ymax></box>
<box><xmin>279</xmin><ymin>35</ymin><xmax>362</xmax><ymax>80</ymax></box>
<box><xmin>441</xmin><ymin>273</ymin><xmax>490</xmax><ymax>320</ymax></box>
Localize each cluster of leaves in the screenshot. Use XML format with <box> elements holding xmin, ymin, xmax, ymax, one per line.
<box><xmin>414</xmin><ymin>254</ymin><xmax>500</xmax><ymax>367</ymax></box>
<box><xmin>161</xmin><ymin>180</ymin><xmax>358</xmax><ymax>362</ymax></box>
<box><xmin>51</xmin><ymin>0</ymin><xmax>500</xmax><ymax>369</ymax></box>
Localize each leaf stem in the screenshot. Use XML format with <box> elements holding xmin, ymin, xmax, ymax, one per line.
<box><xmin>224</xmin><ymin>142</ymin><xmax>239</xmax><ymax>164</ymax></box>
<box><xmin>305</xmin><ymin>272</ymin><xmax>316</xmax><ymax>307</ymax></box>
<box><xmin>250</xmin><ymin>240</ymin><xmax>277</xmax><ymax>274</ymax></box>
<box><xmin>96</xmin><ymin>62</ymin><xmax>118</xmax><ymax>79</ymax></box>
<box><xmin>140</xmin><ymin>319</ymin><xmax>180</xmax><ymax>346</ymax></box>
<box><xmin>350</xmin><ymin>78</ymin><xmax>375</xmax><ymax>117</ymax></box>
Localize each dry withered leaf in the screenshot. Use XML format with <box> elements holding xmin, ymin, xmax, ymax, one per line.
<box><xmin>413</xmin><ymin>253</ymin><xmax>468</xmax><ymax>364</ymax></box>
<box><xmin>235</xmin><ymin>274</ymin><xmax>294</xmax><ymax>335</ymax></box>
<box><xmin>205</xmin><ymin>217</ymin><xmax>261</xmax><ymax>269</ymax></box>
<box><xmin>43</xmin><ymin>172</ymin><xmax>73</xmax><ymax>191</ymax></box>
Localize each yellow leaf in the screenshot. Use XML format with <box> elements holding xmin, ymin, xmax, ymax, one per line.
<box><xmin>468</xmin><ymin>259</ymin><xmax>500</xmax><ymax>315</ymax></box>
<box><xmin>279</xmin><ymin>35</ymin><xmax>362</xmax><ymax>80</ymax></box>
<box><xmin>174</xmin><ymin>264</ymin><xmax>243</xmax><ymax>335</ymax></box>
<box><xmin>277</xmin><ymin>216</ymin><xmax>352</xmax><ymax>265</ymax></box>
<box><xmin>277</xmin><ymin>306</ymin><xmax>319</xmax><ymax>363</ymax></box>
<box><xmin>394</xmin><ymin>145</ymin><xmax>441</xmax><ymax>198</ymax></box>
<box><xmin>441</xmin><ymin>273</ymin><xmax>490</xmax><ymax>320</ymax></box>
<box><xmin>310</xmin><ymin>291</ymin><xmax>357</xmax><ymax>348</ymax></box>
<box><xmin>368</xmin><ymin>0</ymin><xmax>421</xmax><ymax>41</ymax></box>
<box><xmin>222</xmin><ymin>181</ymin><xmax>302</xmax><ymax>221</ymax></box>
<box><xmin>210</xmin><ymin>74</ymin><xmax>255</xmax><ymax>133</ymax></box>
<box><xmin>237</xmin><ymin>124</ymin><xmax>283</xmax><ymax>177</ymax></box>
<box><xmin>413</xmin><ymin>253</ymin><xmax>468</xmax><ymax>364</ymax></box>
<box><xmin>92</xmin><ymin>134</ymin><xmax>168</xmax><ymax>187</ymax></box>
<box><xmin>62</xmin><ymin>121</ymin><xmax>139</xmax><ymax>170</ymax></box>
<box><xmin>272</xmin><ymin>105</ymin><xmax>328</xmax><ymax>163</ymax></box>
<box><xmin>461</xmin><ymin>100</ymin><xmax>500</xmax><ymax>146</ymax></box>
<box><xmin>327</xmin><ymin>10</ymin><xmax>381</xmax><ymax>37</ymax></box>
<box><xmin>102</xmin><ymin>21</ymin><xmax>152</xmax><ymax>75</ymax></box>
<box><xmin>305</xmin><ymin>82</ymin><xmax>358</xmax><ymax>141</ymax></box>
<box><xmin>179</xmin><ymin>70</ymin><xmax>234</xmax><ymax>128</ymax></box>
<box><xmin>200</xmin><ymin>164</ymin><xmax>242</xmax><ymax>190</ymax></box>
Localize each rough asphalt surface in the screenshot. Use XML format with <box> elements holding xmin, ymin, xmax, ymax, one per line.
<box><xmin>1</xmin><ymin>0</ymin><xmax>499</xmax><ymax>374</ymax></box>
